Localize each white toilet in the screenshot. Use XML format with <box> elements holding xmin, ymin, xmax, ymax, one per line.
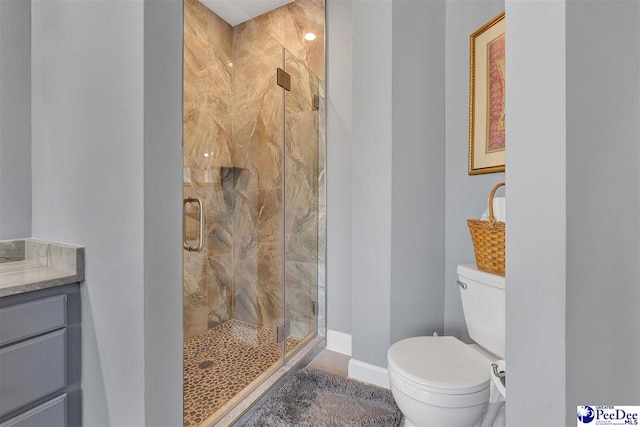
<box><xmin>387</xmin><ymin>264</ymin><xmax>505</xmax><ymax>427</ymax></box>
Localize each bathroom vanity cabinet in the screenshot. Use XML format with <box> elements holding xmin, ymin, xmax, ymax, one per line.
<box><xmin>0</xmin><ymin>239</ymin><xmax>84</xmax><ymax>427</ymax></box>
<box><xmin>0</xmin><ymin>284</ymin><xmax>81</xmax><ymax>427</ymax></box>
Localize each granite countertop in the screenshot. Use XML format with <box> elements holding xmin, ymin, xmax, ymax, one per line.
<box><xmin>0</xmin><ymin>239</ymin><xmax>84</xmax><ymax>298</ymax></box>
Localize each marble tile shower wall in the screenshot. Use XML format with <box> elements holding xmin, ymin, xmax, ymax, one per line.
<box><xmin>231</xmin><ymin>21</ymin><xmax>285</xmax><ymax>331</ymax></box>
<box><xmin>249</xmin><ymin>0</ymin><xmax>325</xmax><ymax>80</ymax></box>
<box><xmin>183</xmin><ymin>0</ymin><xmax>325</xmax><ymax>340</ymax></box>
<box><xmin>184</xmin><ymin>0</ymin><xmax>234</xmax><ymax>339</ymax></box>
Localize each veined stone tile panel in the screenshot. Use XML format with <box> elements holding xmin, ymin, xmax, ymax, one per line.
<box><xmin>304</xmin><ymin>0</ymin><xmax>325</xmax><ymax>11</ymax></box>
<box><xmin>285</xmin><ymin>261</ymin><xmax>318</xmax><ymax>342</ymax></box>
<box><xmin>250</xmin><ymin>0</ymin><xmax>325</xmax><ymax>80</ymax></box>
<box><xmin>184</xmin><ymin>0</ymin><xmax>236</xmax><ymax>342</ymax></box>
<box><xmin>184</xmin><ymin>248</ymin><xmax>209</xmax><ymax>340</ymax></box>
<box><xmin>184</xmin><ymin>0</ymin><xmax>233</xmax><ymax>106</ymax></box>
<box><xmin>183</xmin><ymin>186</ymin><xmax>233</xmax><ymax>257</ymax></box>
<box><xmin>232</xmin><ymin>244</ymin><xmax>282</xmax><ymax>330</ymax></box>
<box><xmin>205</xmin><ymin>187</ymin><xmax>234</xmax><ymax>257</ymax></box>
<box><xmin>232</xmin><ymin>19</ymin><xmax>276</xmax><ymax>61</ymax></box>
<box><xmin>207</xmin><ymin>254</ymin><xmax>233</xmax><ymax>329</ymax></box>
<box><xmin>285</xmin><ymin>49</ymin><xmax>319</xmax><ymax>122</ymax></box>
<box><xmin>231</xmin><ymin>35</ymin><xmax>284</xmax><ymax>192</ymax></box>
<box><xmin>284</xmin><ymin>150</ymin><xmax>318</xmax><ymax>263</ymax></box>
<box><xmin>183</xmin><ymin>94</ymin><xmax>233</xmax><ymax>186</ymax></box>
<box><xmin>184</xmin><ymin>249</ymin><xmax>207</xmax><ymax>302</ymax></box>
<box><xmin>184</xmin><ymin>296</ymin><xmax>209</xmax><ymax>341</ymax></box>
<box><xmin>285</xmin><ymin>109</ymin><xmax>319</xmax><ymax>195</ymax></box>
<box><xmin>182</xmin><ymin>186</ymin><xmax>234</xmax><ymax>334</ymax></box>
<box><xmin>232</xmin><ymin>189</ymin><xmax>283</xmax><ymax>330</ymax></box>
<box><xmin>284</xmin><ymin>52</ymin><xmax>319</xmax><ymax>264</ymax></box>
<box><xmin>184</xmin><ymin>252</ymin><xmax>235</xmax><ymax>338</ymax></box>
<box><xmin>184</xmin><ymin>0</ymin><xmax>233</xmax><ymax>185</ymax></box>
<box><xmin>233</xmin><ymin>188</ymin><xmax>282</xmax><ymax>247</ymax></box>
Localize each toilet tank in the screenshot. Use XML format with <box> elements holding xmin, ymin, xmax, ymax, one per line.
<box><xmin>457</xmin><ymin>264</ymin><xmax>505</xmax><ymax>358</ymax></box>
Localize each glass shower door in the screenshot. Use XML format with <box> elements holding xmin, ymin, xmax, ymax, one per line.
<box><xmin>284</xmin><ymin>49</ymin><xmax>320</xmax><ymax>356</ymax></box>
<box><xmin>182</xmin><ymin>0</ymin><xmax>325</xmax><ymax>421</ymax></box>
<box><xmin>182</xmin><ymin>5</ymin><xmax>286</xmax><ymax>425</ymax></box>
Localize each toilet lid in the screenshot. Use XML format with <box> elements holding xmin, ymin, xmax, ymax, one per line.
<box><xmin>387</xmin><ymin>336</ymin><xmax>491</xmax><ymax>394</ymax></box>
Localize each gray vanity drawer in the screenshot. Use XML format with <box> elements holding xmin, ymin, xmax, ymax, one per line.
<box><xmin>0</xmin><ymin>330</ymin><xmax>66</xmax><ymax>417</ymax></box>
<box><xmin>0</xmin><ymin>394</ymin><xmax>66</xmax><ymax>427</ymax></box>
<box><xmin>0</xmin><ymin>295</ymin><xmax>66</xmax><ymax>347</ymax></box>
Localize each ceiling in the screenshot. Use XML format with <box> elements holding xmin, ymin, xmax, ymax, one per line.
<box><xmin>199</xmin><ymin>0</ymin><xmax>294</xmax><ymax>26</ymax></box>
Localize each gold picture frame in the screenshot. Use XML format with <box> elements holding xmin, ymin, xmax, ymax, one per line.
<box><xmin>469</xmin><ymin>12</ymin><xmax>506</xmax><ymax>175</ymax></box>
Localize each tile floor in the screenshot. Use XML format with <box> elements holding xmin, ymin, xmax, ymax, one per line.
<box><xmin>184</xmin><ymin>333</ymin><xmax>390</xmax><ymax>427</ymax></box>
<box><xmin>183</xmin><ymin>320</ymin><xmax>299</xmax><ymax>427</ymax></box>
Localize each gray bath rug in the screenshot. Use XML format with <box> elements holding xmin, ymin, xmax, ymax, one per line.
<box><xmin>242</xmin><ymin>367</ymin><xmax>402</xmax><ymax>427</ymax></box>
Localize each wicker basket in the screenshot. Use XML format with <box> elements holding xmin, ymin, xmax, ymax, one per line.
<box><xmin>467</xmin><ymin>182</ymin><xmax>505</xmax><ymax>276</ymax></box>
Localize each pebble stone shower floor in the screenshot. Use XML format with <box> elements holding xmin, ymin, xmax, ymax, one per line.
<box><xmin>183</xmin><ymin>319</ymin><xmax>300</xmax><ymax>427</ymax></box>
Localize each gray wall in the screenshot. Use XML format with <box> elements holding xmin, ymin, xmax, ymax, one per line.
<box><xmin>505</xmin><ymin>0</ymin><xmax>567</xmax><ymax>424</ymax></box>
<box><xmin>443</xmin><ymin>0</ymin><xmax>504</xmax><ymax>342</ymax></box>
<box><xmin>31</xmin><ymin>1</ymin><xmax>145</xmax><ymax>424</ymax></box>
<box><xmin>0</xmin><ymin>0</ymin><xmax>31</xmax><ymax>240</ymax></box>
<box><xmin>31</xmin><ymin>0</ymin><xmax>183</xmax><ymax>425</ymax></box>
<box><xmin>326</xmin><ymin>0</ymin><xmax>353</xmax><ymax>334</ymax></box>
<box><xmin>350</xmin><ymin>0</ymin><xmax>446</xmax><ymax>367</ymax></box>
<box><xmin>143</xmin><ymin>0</ymin><xmax>183</xmax><ymax>425</ymax></box>
<box><xmin>390</xmin><ymin>0</ymin><xmax>445</xmax><ymax>344</ymax></box>
<box><xmin>351</xmin><ymin>0</ymin><xmax>393</xmax><ymax>367</ymax></box>
<box><xmin>506</xmin><ymin>2</ymin><xmax>640</xmax><ymax>425</ymax></box>
<box><xmin>566</xmin><ymin>0</ymin><xmax>640</xmax><ymax>423</ymax></box>
<box><xmin>335</xmin><ymin>0</ymin><xmax>507</xmax><ymax>350</ymax></box>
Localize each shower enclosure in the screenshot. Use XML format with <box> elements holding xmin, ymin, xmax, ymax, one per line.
<box><xmin>182</xmin><ymin>0</ymin><xmax>326</xmax><ymax>425</ymax></box>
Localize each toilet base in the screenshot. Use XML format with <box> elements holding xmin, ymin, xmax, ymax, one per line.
<box><xmin>391</xmin><ymin>382</ymin><xmax>487</xmax><ymax>427</ymax></box>
<box><xmin>402</xmin><ymin>418</ymin><xmax>484</xmax><ymax>427</ymax></box>
<box><xmin>400</xmin><ymin>407</ymin><xmax>486</xmax><ymax>427</ymax></box>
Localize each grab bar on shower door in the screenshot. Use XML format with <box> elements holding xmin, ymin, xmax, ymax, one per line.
<box><xmin>183</xmin><ymin>197</ymin><xmax>205</xmax><ymax>252</ymax></box>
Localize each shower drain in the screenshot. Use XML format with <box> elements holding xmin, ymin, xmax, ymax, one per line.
<box><xmin>198</xmin><ymin>360</ymin><xmax>214</xmax><ymax>370</ymax></box>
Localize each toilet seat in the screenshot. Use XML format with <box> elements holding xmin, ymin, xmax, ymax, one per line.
<box><xmin>387</xmin><ymin>336</ymin><xmax>492</xmax><ymax>402</ymax></box>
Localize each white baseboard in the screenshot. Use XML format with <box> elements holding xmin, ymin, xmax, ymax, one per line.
<box><xmin>348</xmin><ymin>358</ymin><xmax>390</xmax><ymax>389</ymax></box>
<box><xmin>326</xmin><ymin>329</ymin><xmax>352</xmax><ymax>356</ymax></box>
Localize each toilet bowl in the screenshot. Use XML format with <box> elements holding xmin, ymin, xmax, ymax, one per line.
<box><xmin>387</xmin><ymin>264</ymin><xmax>505</xmax><ymax>427</ymax></box>
<box><xmin>388</xmin><ymin>336</ymin><xmax>495</xmax><ymax>427</ymax></box>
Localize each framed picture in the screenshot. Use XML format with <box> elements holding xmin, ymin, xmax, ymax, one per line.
<box><xmin>469</xmin><ymin>12</ymin><xmax>506</xmax><ymax>175</ymax></box>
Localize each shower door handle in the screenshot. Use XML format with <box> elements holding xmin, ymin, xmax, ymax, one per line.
<box><xmin>183</xmin><ymin>197</ymin><xmax>205</xmax><ymax>252</ymax></box>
